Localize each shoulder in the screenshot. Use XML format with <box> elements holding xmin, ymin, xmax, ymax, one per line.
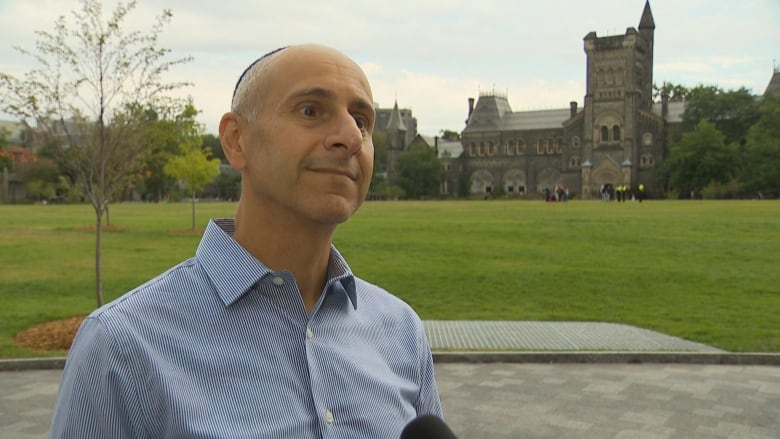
<box><xmin>352</xmin><ymin>277</ymin><xmax>425</xmax><ymax>331</ymax></box>
<box><xmin>87</xmin><ymin>257</ymin><xmax>207</xmax><ymax>332</ymax></box>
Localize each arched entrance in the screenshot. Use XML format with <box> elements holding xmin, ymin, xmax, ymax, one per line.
<box><xmin>470</xmin><ymin>169</ymin><xmax>495</xmax><ymax>196</ymax></box>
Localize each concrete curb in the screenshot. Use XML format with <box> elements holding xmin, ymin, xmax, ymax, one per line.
<box><xmin>2</xmin><ymin>352</ymin><xmax>780</xmax><ymax>371</ymax></box>
<box><xmin>0</xmin><ymin>357</ymin><xmax>66</xmax><ymax>371</ymax></box>
<box><xmin>433</xmin><ymin>351</ymin><xmax>780</xmax><ymax>365</ymax></box>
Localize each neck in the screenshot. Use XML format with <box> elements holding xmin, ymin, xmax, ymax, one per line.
<box><xmin>232</xmin><ymin>201</ymin><xmax>336</xmax><ymax>313</ymax></box>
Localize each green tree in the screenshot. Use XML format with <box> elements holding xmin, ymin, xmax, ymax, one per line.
<box><xmin>663</xmin><ymin>120</ymin><xmax>739</xmax><ymax>194</ymax></box>
<box><xmin>18</xmin><ymin>157</ymin><xmax>61</xmax><ymax>201</ymax></box>
<box><xmin>741</xmin><ymin>95</ymin><xmax>780</xmax><ymax>196</ymax></box>
<box><xmin>680</xmin><ymin>85</ymin><xmax>759</xmax><ymax>145</ymax></box>
<box><xmin>653</xmin><ymin>81</ymin><xmax>689</xmax><ymax>102</ymax></box>
<box><xmin>439</xmin><ymin>129</ymin><xmax>461</xmax><ymax>141</ymax></box>
<box><xmin>164</xmin><ymin>140</ymin><xmax>221</xmax><ymax>231</ymax></box>
<box><xmin>396</xmin><ymin>144</ymin><xmax>444</xmax><ymax>199</ymax></box>
<box><xmin>202</xmin><ymin>133</ymin><xmax>225</xmax><ymax>162</ymax></box>
<box><xmin>0</xmin><ymin>0</ymin><xmax>192</xmax><ymax>306</ymax></box>
<box><xmin>135</xmin><ymin>103</ymin><xmax>204</xmax><ymax>202</ymax></box>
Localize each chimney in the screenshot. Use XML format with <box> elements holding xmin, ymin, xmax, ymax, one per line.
<box><xmin>661</xmin><ymin>93</ymin><xmax>669</xmax><ymax>120</ymax></box>
<box><xmin>569</xmin><ymin>101</ymin><xmax>578</xmax><ymax>119</ymax></box>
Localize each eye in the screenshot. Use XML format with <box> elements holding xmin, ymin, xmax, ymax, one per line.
<box><xmin>299</xmin><ymin>105</ymin><xmax>318</xmax><ymax>118</ymax></box>
<box><xmin>353</xmin><ymin>114</ymin><xmax>371</xmax><ymax>132</ymax></box>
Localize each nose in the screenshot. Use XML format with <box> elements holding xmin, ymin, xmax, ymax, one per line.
<box><xmin>324</xmin><ymin>110</ymin><xmax>364</xmax><ymax>155</ymax></box>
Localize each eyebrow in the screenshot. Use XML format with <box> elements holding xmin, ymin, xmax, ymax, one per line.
<box><xmin>289</xmin><ymin>87</ymin><xmax>375</xmax><ymax>116</ymax></box>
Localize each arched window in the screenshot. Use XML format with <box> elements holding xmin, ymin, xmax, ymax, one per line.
<box><xmin>469</xmin><ymin>143</ymin><xmax>476</xmax><ymax>156</ymax></box>
<box><xmin>613</xmin><ymin>125</ymin><xmax>621</xmax><ymax>141</ymax></box>
<box><xmin>506</xmin><ymin>140</ymin><xmax>515</xmax><ymax>156</ymax></box>
<box><xmin>601</xmin><ymin>126</ymin><xmax>609</xmax><ymax>143</ymax></box>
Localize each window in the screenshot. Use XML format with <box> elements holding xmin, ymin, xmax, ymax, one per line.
<box><xmin>469</xmin><ymin>143</ymin><xmax>476</xmax><ymax>156</ymax></box>
<box><xmin>506</xmin><ymin>140</ymin><xmax>515</xmax><ymax>156</ymax></box>
<box><xmin>601</xmin><ymin>126</ymin><xmax>609</xmax><ymax>143</ymax></box>
<box><xmin>537</xmin><ymin>139</ymin><xmax>544</xmax><ymax>155</ymax></box>
<box><xmin>613</xmin><ymin>125</ymin><xmax>621</xmax><ymax>141</ymax></box>
<box><xmin>546</xmin><ymin>139</ymin><xmax>554</xmax><ymax>155</ymax></box>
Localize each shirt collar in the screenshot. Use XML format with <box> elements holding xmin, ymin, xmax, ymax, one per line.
<box><xmin>196</xmin><ymin>219</ymin><xmax>357</xmax><ymax>309</ymax></box>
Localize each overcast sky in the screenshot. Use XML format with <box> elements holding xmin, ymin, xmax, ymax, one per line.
<box><xmin>1</xmin><ymin>0</ymin><xmax>778</xmax><ymax>136</ymax></box>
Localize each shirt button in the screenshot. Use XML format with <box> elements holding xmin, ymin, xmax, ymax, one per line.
<box><xmin>272</xmin><ymin>276</ymin><xmax>284</xmax><ymax>286</ymax></box>
<box><xmin>324</xmin><ymin>409</ymin><xmax>334</xmax><ymax>425</ymax></box>
<box><xmin>306</xmin><ymin>328</ymin><xmax>314</xmax><ymax>340</ymax></box>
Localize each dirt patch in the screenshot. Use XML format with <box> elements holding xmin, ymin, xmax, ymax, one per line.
<box><xmin>14</xmin><ymin>316</ymin><xmax>85</xmax><ymax>351</ymax></box>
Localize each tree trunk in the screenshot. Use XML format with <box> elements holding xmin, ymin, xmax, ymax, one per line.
<box><xmin>95</xmin><ymin>207</ymin><xmax>104</xmax><ymax>307</ymax></box>
<box><xmin>191</xmin><ymin>190</ymin><xmax>196</xmax><ymax>231</ymax></box>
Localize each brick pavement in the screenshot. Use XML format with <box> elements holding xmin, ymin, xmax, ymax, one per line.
<box><xmin>2</xmin><ymin>364</ymin><xmax>780</xmax><ymax>438</ymax></box>
<box><xmin>2</xmin><ymin>321</ymin><xmax>779</xmax><ymax>438</ymax></box>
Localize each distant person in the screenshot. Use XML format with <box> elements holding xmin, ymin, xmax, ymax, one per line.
<box><xmin>50</xmin><ymin>44</ymin><xmax>442</xmax><ymax>438</ymax></box>
<box><xmin>637</xmin><ymin>183</ymin><xmax>645</xmax><ymax>203</ymax></box>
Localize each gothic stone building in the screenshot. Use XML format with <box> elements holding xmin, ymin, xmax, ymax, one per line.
<box><xmin>460</xmin><ymin>1</ymin><xmax>682</xmax><ymax>199</ymax></box>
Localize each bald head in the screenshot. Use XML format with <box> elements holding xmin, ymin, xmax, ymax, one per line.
<box><xmin>230</xmin><ymin>44</ymin><xmax>372</xmax><ymax>122</ymax></box>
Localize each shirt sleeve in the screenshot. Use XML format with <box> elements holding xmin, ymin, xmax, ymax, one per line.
<box><xmin>414</xmin><ymin>327</ymin><xmax>444</xmax><ymax>418</ymax></box>
<box><xmin>49</xmin><ymin>316</ymin><xmax>147</xmax><ymax>438</ymax></box>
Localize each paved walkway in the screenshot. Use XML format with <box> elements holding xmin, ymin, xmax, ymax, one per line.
<box><xmin>424</xmin><ymin>321</ymin><xmax>723</xmax><ymax>352</ymax></box>
<box><xmin>2</xmin><ymin>321</ymin><xmax>779</xmax><ymax>438</ymax></box>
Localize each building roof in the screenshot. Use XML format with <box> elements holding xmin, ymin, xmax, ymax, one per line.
<box><xmin>465</xmin><ymin>93</ymin><xmax>578</xmax><ymax>132</ymax></box>
<box><xmin>650</xmin><ymin>101</ymin><xmax>685</xmax><ymax>123</ymax></box>
<box><xmin>764</xmin><ymin>70</ymin><xmax>780</xmax><ymax>97</ymax></box>
<box><xmin>385</xmin><ymin>100</ymin><xmax>407</xmax><ymax>131</ymax></box>
<box><xmin>413</xmin><ymin>134</ymin><xmax>463</xmax><ymax>159</ymax></box>
<box><xmin>437</xmin><ymin>140</ymin><xmax>463</xmax><ymax>159</ymax></box>
<box><xmin>639</xmin><ymin>0</ymin><xmax>655</xmax><ymax>30</ymax></box>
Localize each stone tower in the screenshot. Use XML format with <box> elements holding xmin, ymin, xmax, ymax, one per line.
<box><xmin>581</xmin><ymin>0</ymin><xmax>656</xmax><ymax>197</ymax></box>
<box><xmin>385</xmin><ymin>100</ymin><xmax>407</xmax><ymax>187</ymax></box>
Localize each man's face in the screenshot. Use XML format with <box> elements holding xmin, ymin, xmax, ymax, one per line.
<box><xmin>238</xmin><ymin>45</ymin><xmax>375</xmax><ymax>227</ymax></box>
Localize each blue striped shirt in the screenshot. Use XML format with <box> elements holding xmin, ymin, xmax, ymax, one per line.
<box><xmin>50</xmin><ymin>219</ymin><xmax>442</xmax><ymax>438</ymax></box>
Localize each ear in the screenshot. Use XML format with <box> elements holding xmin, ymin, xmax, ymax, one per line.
<box><xmin>219</xmin><ymin>112</ymin><xmax>247</xmax><ymax>170</ymax></box>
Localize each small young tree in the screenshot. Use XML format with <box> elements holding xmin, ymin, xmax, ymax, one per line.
<box><xmin>0</xmin><ymin>0</ymin><xmax>192</xmax><ymax>306</ymax></box>
<box><xmin>164</xmin><ymin>140</ymin><xmax>221</xmax><ymax>231</ymax></box>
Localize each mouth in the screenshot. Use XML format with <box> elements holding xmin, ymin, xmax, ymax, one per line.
<box><xmin>308</xmin><ymin>167</ymin><xmax>358</xmax><ymax>181</ymax></box>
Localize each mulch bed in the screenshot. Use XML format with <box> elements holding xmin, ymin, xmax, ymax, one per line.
<box><xmin>14</xmin><ymin>316</ymin><xmax>86</xmax><ymax>351</ymax></box>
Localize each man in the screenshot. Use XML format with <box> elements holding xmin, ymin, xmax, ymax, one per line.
<box><xmin>50</xmin><ymin>44</ymin><xmax>442</xmax><ymax>438</ymax></box>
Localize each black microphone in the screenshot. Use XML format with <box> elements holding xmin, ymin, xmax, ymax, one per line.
<box><xmin>400</xmin><ymin>414</ymin><xmax>458</xmax><ymax>438</ymax></box>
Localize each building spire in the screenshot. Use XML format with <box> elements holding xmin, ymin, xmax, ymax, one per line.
<box><xmin>385</xmin><ymin>100</ymin><xmax>407</xmax><ymax>131</ymax></box>
<box><xmin>639</xmin><ymin>0</ymin><xmax>655</xmax><ymax>30</ymax></box>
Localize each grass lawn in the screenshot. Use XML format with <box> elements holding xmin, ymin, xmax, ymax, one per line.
<box><xmin>1</xmin><ymin>199</ymin><xmax>778</xmax><ymax>357</ymax></box>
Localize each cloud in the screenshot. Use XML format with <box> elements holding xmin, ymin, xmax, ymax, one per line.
<box><xmin>1</xmin><ymin>0</ymin><xmax>778</xmax><ymax>135</ymax></box>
